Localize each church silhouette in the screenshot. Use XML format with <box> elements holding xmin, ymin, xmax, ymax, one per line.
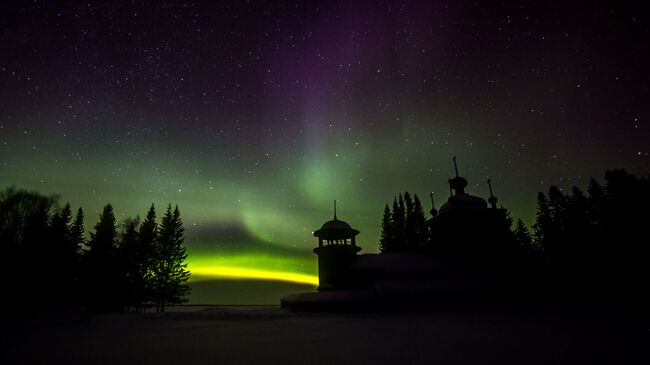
<box><xmin>282</xmin><ymin>157</ymin><xmax>516</xmax><ymax>311</ymax></box>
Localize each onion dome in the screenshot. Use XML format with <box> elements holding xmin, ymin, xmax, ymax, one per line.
<box><xmin>439</xmin><ymin>157</ymin><xmax>488</xmax><ymax>214</ymax></box>
<box><xmin>449</xmin><ymin>176</ymin><xmax>468</xmax><ymax>194</ymax></box>
<box><xmin>429</xmin><ymin>192</ymin><xmax>438</xmax><ymax>217</ymax></box>
<box><xmin>448</xmin><ymin>156</ymin><xmax>468</xmax><ymax>195</ymax></box>
<box><xmin>487</xmin><ymin>178</ymin><xmax>498</xmax><ymax>209</ymax></box>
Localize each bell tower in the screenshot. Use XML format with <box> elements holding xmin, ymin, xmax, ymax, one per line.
<box><xmin>312</xmin><ymin>201</ymin><xmax>361</xmax><ymax>291</ymax></box>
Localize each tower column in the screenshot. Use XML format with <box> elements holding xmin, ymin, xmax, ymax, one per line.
<box><xmin>312</xmin><ymin>203</ymin><xmax>361</xmax><ymax>291</ymax></box>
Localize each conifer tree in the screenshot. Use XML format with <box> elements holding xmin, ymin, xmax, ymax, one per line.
<box><xmin>70</xmin><ymin>207</ymin><xmax>85</xmax><ymax>254</ymax></box>
<box><xmin>137</xmin><ymin>204</ymin><xmax>158</xmax><ymax>311</ymax></box>
<box><xmin>533</xmin><ymin>192</ymin><xmax>551</xmax><ymax>255</ymax></box>
<box><xmin>547</xmin><ymin>185</ymin><xmax>565</xmax><ymax>222</ymax></box>
<box><xmin>49</xmin><ymin>203</ymin><xmax>77</xmax><ymax>308</ymax></box>
<box><xmin>67</xmin><ymin>207</ymin><xmax>85</xmax><ymax>307</ymax></box>
<box><xmin>404</xmin><ymin>192</ymin><xmax>416</xmax><ymax>251</ymax></box>
<box><xmin>119</xmin><ymin>217</ymin><xmax>140</xmax><ymax>311</ymax></box>
<box><xmin>51</xmin><ymin>203</ymin><xmax>72</xmax><ymax>237</ymax></box>
<box><xmin>379</xmin><ymin>204</ymin><xmax>393</xmax><ymax>252</ymax></box>
<box><xmin>513</xmin><ymin>219</ymin><xmax>533</xmax><ymax>249</ymax></box>
<box><xmin>153</xmin><ymin>204</ymin><xmax>190</xmax><ymax>312</ymax></box>
<box><xmin>412</xmin><ymin>194</ymin><xmax>428</xmax><ymax>249</ymax></box>
<box><xmin>587</xmin><ymin>178</ymin><xmax>605</xmax><ymax>225</ymax></box>
<box><xmin>87</xmin><ymin>204</ymin><xmax>118</xmax><ymax>254</ymax></box>
<box><xmin>381</xmin><ymin>192</ymin><xmax>429</xmax><ymax>253</ymax></box>
<box><xmin>404</xmin><ymin>192</ymin><xmax>414</xmax><ymax>216</ymax></box>
<box><xmin>83</xmin><ymin>204</ymin><xmax>121</xmax><ymax>311</ymax></box>
<box><xmin>54</xmin><ymin>204</ymin><xmax>78</xmax><ymax>260</ymax></box>
<box><xmin>392</xmin><ymin>197</ymin><xmax>405</xmax><ymax>251</ymax></box>
<box><xmin>50</xmin><ymin>203</ymin><xmax>72</xmax><ymax>260</ymax></box>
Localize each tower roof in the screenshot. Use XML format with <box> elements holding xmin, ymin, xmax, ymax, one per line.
<box><xmin>319</xmin><ymin>218</ymin><xmax>352</xmax><ymax>230</ymax></box>
<box><xmin>314</xmin><ymin>217</ymin><xmax>360</xmax><ymax>239</ymax></box>
<box><xmin>313</xmin><ymin>201</ymin><xmax>360</xmax><ymax>239</ymax></box>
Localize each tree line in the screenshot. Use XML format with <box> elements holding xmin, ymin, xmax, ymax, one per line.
<box><xmin>379</xmin><ymin>191</ymin><xmax>518</xmax><ymax>255</ymax></box>
<box><xmin>0</xmin><ymin>187</ymin><xmax>190</xmax><ymax>312</ymax></box>
<box><xmin>529</xmin><ymin>169</ymin><xmax>649</xmax><ymax>299</ymax></box>
<box><xmin>377</xmin><ymin>169</ymin><xmax>650</xmax><ymax>304</ymax></box>
<box><xmin>379</xmin><ymin>192</ymin><xmax>428</xmax><ymax>253</ymax></box>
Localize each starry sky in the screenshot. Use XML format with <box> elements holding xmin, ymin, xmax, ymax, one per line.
<box><xmin>1</xmin><ymin>1</ymin><xmax>648</xmax><ymax>301</ymax></box>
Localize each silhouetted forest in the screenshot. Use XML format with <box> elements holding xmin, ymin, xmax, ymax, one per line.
<box><xmin>531</xmin><ymin>169</ymin><xmax>650</xmax><ymax>303</ymax></box>
<box><xmin>379</xmin><ymin>191</ymin><xmax>520</xmax><ymax>260</ymax></box>
<box><xmin>379</xmin><ymin>169</ymin><xmax>650</xmax><ymax>305</ymax></box>
<box><xmin>0</xmin><ymin>187</ymin><xmax>190</xmax><ymax>312</ymax></box>
<box><xmin>379</xmin><ymin>192</ymin><xmax>428</xmax><ymax>252</ymax></box>
<box><xmin>2</xmin><ymin>168</ymin><xmax>647</xmax><ymax>311</ymax></box>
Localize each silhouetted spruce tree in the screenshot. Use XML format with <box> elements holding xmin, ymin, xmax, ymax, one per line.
<box><xmin>513</xmin><ymin>219</ymin><xmax>533</xmax><ymax>250</ymax></box>
<box><xmin>82</xmin><ymin>204</ymin><xmax>122</xmax><ymax>311</ymax></box>
<box><xmin>379</xmin><ymin>204</ymin><xmax>394</xmax><ymax>252</ymax></box>
<box><xmin>601</xmin><ymin>170</ymin><xmax>650</xmax><ymax>291</ymax></box>
<box><xmin>565</xmin><ymin>187</ymin><xmax>591</xmax><ymax>266</ymax></box>
<box><xmin>510</xmin><ymin>217</ymin><xmax>547</xmax><ymax>275</ymax></box>
<box><xmin>126</xmin><ymin>204</ymin><xmax>159</xmax><ymax>312</ymax></box>
<box><xmin>545</xmin><ymin>186</ymin><xmax>566</xmax><ymax>254</ymax></box>
<box><xmin>49</xmin><ymin>203</ymin><xmax>72</xmax><ymax>261</ymax></box>
<box><xmin>544</xmin><ymin>185</ymin><xmax>583</xmax><ymax>273</ymax></box>
<box><xmin>153</xmin><ymin>204</ymin><xmax>190</xmax><ymax>312</ymax></box>
<box><xmin>381</xmin><ymin>192</ymin><xmax>429</xmax><ymax>253</ymax></box>
<box><xmin>391</xmin><ymin>196</ymin><xmax>406</xmax><ymax>251</ymax></box>
<box><xmin>584</xmin><ymin>178</ymin><xmax>607</xmax><ymax>261</ymax></box>
<box><xmin>532</xmin><ymin>169</ymin><xmax>650</xmax><ymax>306</ymax></box>
<box><xmin>404</xmin><ymin>192</ymin><xmax>417</xmax><ymax>251</ymax></box>
<box><xmin>50</xmin><ymin>203</ymin><xmax>72</xmax><ymax>238</ymax></box>
<box><xmin>586</xmin><ymin>178</ymin><xmax>605</xmax><ymax>226</ymax></box>
<box><xmin>533</xmin><ymin>192</ymin><xmax>552</xmax><ymax>259</ymax></box>
<box><xmin>534</xmin><ymin>187</ymin><xmax>570</xmax><ymax>275</ymax></box>
<box><xmin>119</xmin><ymin>216</ymin><xmax>141</xmax><ymax>311</ymax></box>
<box><xmin>49</xmin><ymin>203</ymin><xmax>79</xmax><ymax>308</ymax></box>
<box><xmin>398</xmin><ymin>194</ymin><xmax>406</xmax><ymax>231</ymax></box>
<box><xmin>70</xmin><ymin>207</ymin><xmax>85</xmax><ymax>255</ymax></box>
<box><xmin>411</xmin><ymin>194</ymin><xmax>428</xmax><ymax>250</ymax></box>
<box><xmin>68</xmin><ymin>207</ymin><xmax>85</xmax><ymax>307</ymax></box>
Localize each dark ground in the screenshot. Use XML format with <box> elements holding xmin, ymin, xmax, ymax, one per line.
<box><xmin>1</xmin><ymin>306</ymin><xmax>648</xmax><ymax>364</ymax></box>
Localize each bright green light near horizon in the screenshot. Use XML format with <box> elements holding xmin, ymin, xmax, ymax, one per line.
<box><xmin>190</xmin><ymin>266</ymin><xmax>318</xmax><ymax>286</ymax></box>
<box><xmin>186</xmin><ymin>252</ymin><xmax>318</xmax><ymax>286</ymax></box>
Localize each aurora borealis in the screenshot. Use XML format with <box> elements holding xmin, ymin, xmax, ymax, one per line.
<box><xmin>1</xmin><ymin>1</ymin><xmax>648</xmax><ymax>303</ymax></box>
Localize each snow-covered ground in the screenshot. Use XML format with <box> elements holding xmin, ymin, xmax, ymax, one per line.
<box><xmin>2</xmin><ymin>307</ymin><xmax>648</xmax><ymax>364</ymax></box>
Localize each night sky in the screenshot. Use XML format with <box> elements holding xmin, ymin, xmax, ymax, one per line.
<box><xmin>1</xmin><ymin>1</ymin><xmax>648</xmax><ymax>299</ymax></box>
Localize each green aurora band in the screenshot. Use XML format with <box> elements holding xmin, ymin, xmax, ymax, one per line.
<box><xmin>2</xmin><ymin>110</ymin><xmax>608</xmax><ymax>292</ymax></box>
<box><xmin>187</xmin><ymin>251</ymin><xmax>318</xmax><ymax>286</ymax></box>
